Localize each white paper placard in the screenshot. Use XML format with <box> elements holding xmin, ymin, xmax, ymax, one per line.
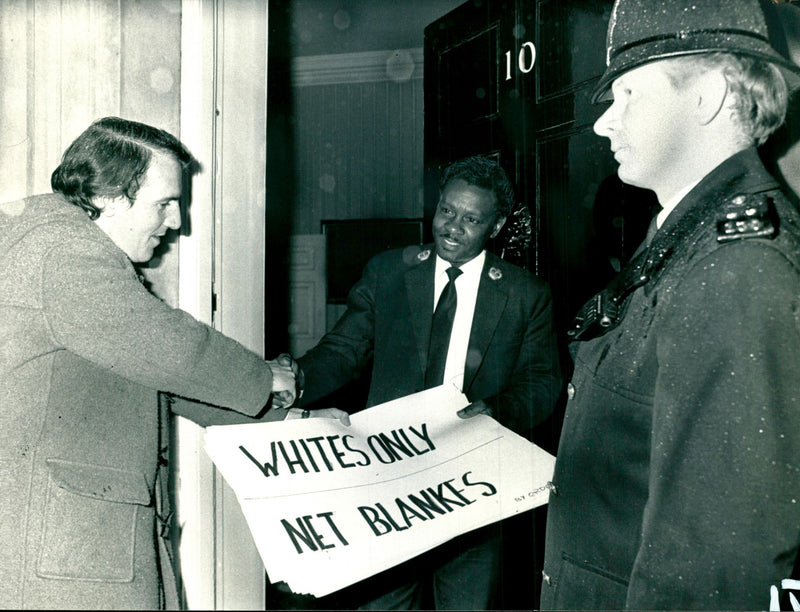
<box><xmin>204</xmin><ymin>384</ymin><xmax>555</xmax><ymax>597</ymax></box>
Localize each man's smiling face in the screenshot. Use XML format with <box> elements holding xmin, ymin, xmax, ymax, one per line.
<box><xmin>94</xmin><ymin>151</ymin><xmax>183</xmax><ymax>263</ymax></box>
<box><xmin>432</xmin><ymin>178</ymin><xmax>506</xmax><ymax>266</ymax></box>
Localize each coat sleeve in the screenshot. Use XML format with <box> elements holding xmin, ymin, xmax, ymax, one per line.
<box><xmin>626</xmin><ymin>242</ymin><xmax>800</xmax><ymax>609</ymax></box>
<box><xmin>478</xmin><ymin>277</ymin><xmax>562</xmax><ymax>435</ymax></box>
<box><xmin>295</xmin><ymin>255</ymin><xmax>379</xmax><ymax>406</ymax></box>
<box><xmin>41</xmin><ymin>236</ymin><xmax>279</xmax><ymax>421</ymax></box>
<box><xmin>168</xmin><ymin>395</ymin><xmax>287</xmax><ymax>426</ymax></box>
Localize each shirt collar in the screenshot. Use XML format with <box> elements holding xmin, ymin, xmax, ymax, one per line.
<box><xmin>434</xmin><ymin>250</ymin><xmax>486</xmax><ymax>280</ymax></box>
<box><xmin>656</xmin><ymin>179</ymin><xmax>701</xmax><ymax>228</ymax></box>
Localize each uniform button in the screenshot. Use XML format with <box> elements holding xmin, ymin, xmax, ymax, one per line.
<box><xmin>542</xmin><ymin>571</ymin><xmax>551</xmax><ymax>586</ymax></box>
<box><xmin>567</xmin><ymin>382</ymin><xmax>575</xmax><ymax>400</ymax></box>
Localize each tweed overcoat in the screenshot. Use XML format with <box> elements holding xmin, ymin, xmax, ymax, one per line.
<box><xmin>0</xmin><ymin>194</ymin><xmax>284</xmax><ymax>609</ymax></box>
<box><xmin>540</xmin><ymin>148</ymin><xmax>800</xmax><ymax>610</ymax></box>
<box><xmin>297</xmin><ymin>245</ymin><xmax>562</xmax><ymax>435</ymax></box>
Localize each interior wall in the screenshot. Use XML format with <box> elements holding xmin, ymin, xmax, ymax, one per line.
<box><xmin>282</xmin><ymin>0</ymin><xmax>467</xmax><ymax>237</ymax></box>
<box><xmin>263</xmin><ymin>0</ymin><xmax>464</xmax><ymax>355</ymax></box>
<box><xmin>0</xmin><ymin>0</ymin><xmax>183</xmax><ymax>303</ymax></box>
<box><xmin>289</xmin><ymin>49</ymin><xmax>426</xmax><ymax>234</ymax></box>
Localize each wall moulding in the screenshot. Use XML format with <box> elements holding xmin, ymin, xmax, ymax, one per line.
<box><xmin>292</xmin><ymin>48</ymin><xmax>424</xmax><ymax>87</ymax></box>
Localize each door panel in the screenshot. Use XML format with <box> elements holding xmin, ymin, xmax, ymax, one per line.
<box><xmin>288</xmin><ymin>235</ymin><xmax>327</xmax><ymax>357</ymax></box>
<box><xmin>535</xmin><ymin>129</ymin><xmax>621</xmax><ymax>330</ymax></box>
<box><xmin>529</xmin><ymin>0</ymin><xmax>658</xmax><ymax>328</ymax></box>
<box><xmin>423</xmin><ymin>0</ymin><xmax>518</xmax><ymax>223</ymax></box>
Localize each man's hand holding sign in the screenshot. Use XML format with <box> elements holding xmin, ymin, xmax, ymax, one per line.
<box><xmin>204</xmin><ymin>384</ymin><xmax>555</xmax><ymax>598</ymax></box>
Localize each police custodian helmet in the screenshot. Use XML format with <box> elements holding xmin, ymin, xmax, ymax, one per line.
<box><xmin>592</xmin><ymin>0</ymin><xmax>800</xmax><ymax>102</ymax></box>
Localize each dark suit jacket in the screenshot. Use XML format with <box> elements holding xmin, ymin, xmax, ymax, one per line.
<box><xmin>298</xmin><ymin>245</ymin><xmax>562</xmax><ymax>436</ymax></box>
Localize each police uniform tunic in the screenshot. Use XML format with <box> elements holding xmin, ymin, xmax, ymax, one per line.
<box><xmin>540</xmin><ymin>148</ymin><xmax>800</xmax><ymax>610</ymax></box>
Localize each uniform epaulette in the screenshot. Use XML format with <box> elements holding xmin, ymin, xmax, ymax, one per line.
<box><xmin>716</xmin><ymin>193</ymin><xmax>776</xmax><ymax>243</ymax></box>
<box><xmin>402</xmin><ymin>245</ymin><xmax>430</xmax><ymax>265</ymax></box>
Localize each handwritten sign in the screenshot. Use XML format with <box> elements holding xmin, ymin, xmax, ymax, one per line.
<box><xmin>204</xmin><ymin>384</ymin><xmax>555</xmax><ymax>597</ymax></box>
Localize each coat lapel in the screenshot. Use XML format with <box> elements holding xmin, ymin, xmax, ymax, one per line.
<box><xmin>463</xmin><ymin>255</ymin><xmax>508</xmax><ymax>392</ymax></box>
<box><xmin>404</xmin><ymin>256</ymin><xmax>435</xmax><ymax>376</ymax></box>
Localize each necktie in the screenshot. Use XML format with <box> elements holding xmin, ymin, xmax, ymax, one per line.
<box><xmin>425</xmin><ymin>266</ymin><xmax>462</xmax><ymax>389</ymax></box>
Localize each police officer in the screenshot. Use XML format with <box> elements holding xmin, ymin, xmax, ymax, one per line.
<box><xmin>540</xmin><ymin>0</ymin><xmax>800</xmax><ymax>609</ymax></box>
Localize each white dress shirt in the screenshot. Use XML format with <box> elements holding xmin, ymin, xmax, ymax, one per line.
<box><xmin>432</xmin><ymin>251</ymin><xmax>485</xmax><ymax>392</ymax></box>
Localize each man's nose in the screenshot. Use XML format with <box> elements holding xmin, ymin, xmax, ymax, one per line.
<box><xmin>593</xmin><ymin>104</ymin><xmax>614</xmax><ymax>137</ymax></box>
<box><xmin>165</xmin><ymin>201</ymin><xmax>182</xmax><ymax>230</ymax></box>
<box><xmin>444</xmin><ymin>216</ymin><xmax>464</xmax><ymax>233</ymax></box>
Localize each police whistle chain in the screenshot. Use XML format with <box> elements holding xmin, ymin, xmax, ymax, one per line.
<box><xmin>568</xmin><ymin>191</ymin><xmax>778</xmax><ymax>342</ymax></box>
<box><xmin>567</xmin><ymin>248</ymin><xmax>650</xmax><ymax>341</ymax></box>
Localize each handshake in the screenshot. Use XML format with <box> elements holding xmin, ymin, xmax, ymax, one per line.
<box><xmin>267</xmin><ymin>353</ymin><xmax>350</xmax><ymax>424</ymax></box>
<box><xmin>267</xmin><ymin>352</ymin><xmax>305</xmax><ymax>409</ymax></box>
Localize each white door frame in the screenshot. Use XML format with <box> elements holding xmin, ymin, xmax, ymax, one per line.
<box><xmin>178</xmin><ymin>0</ymin><xmax>269</xmax><ymax>608</ymax></box>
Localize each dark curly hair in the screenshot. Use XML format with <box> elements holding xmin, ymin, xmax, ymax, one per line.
<box><xmin>439</xmin><ymin>155</ymin><xmax>516</xmax><ymax>217</ymax></box>
<box><xmin>51</xmin><ymin>117</ymin><xmax>195</xmax><ymax>220</ymax></box>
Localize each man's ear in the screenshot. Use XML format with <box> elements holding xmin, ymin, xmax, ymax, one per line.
<box><xmin>694</xmin><ymin>69</ymin><xmax>728</xmax><ymax>126</ymax></box>
<box><xmin>490</xmin><ymin>215</ymin><xmax>507</xmax><ymax>239</ymax></box>
<box><xmin>93</xmin><ymin>195</ymin><xmax>130</xmax><ymax>218</ymax></box>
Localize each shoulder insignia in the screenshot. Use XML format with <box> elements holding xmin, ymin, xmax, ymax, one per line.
<box><xmin>716</xmin><ymin>193</ymin><xmax>776</xmax><ymax>243</ymax></box>
<box><xmin>488</xmin><ymin>267</ymin><xmax>502</xmax><ymax>280</ymax></box>
<box><xmin>401</xmin><ymin>245</ymin><xmax>428</xmax><ymax>265</ymax></box>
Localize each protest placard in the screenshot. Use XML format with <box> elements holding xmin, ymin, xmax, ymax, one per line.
<box><xmin>203</xmin><ymin>384</ymin><xmax>555</xmax><ymax>597</ymax></box>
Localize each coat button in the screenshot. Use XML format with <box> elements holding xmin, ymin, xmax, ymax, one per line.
<box><xmin>567</xmin><ymin>382</ymin><xmax>575</xmax><ymax>400</ymax></box>
<box><xmin>542</xmin><ymin>571</ymin><xmax>551</xmax><ymax>586</ymax></box>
